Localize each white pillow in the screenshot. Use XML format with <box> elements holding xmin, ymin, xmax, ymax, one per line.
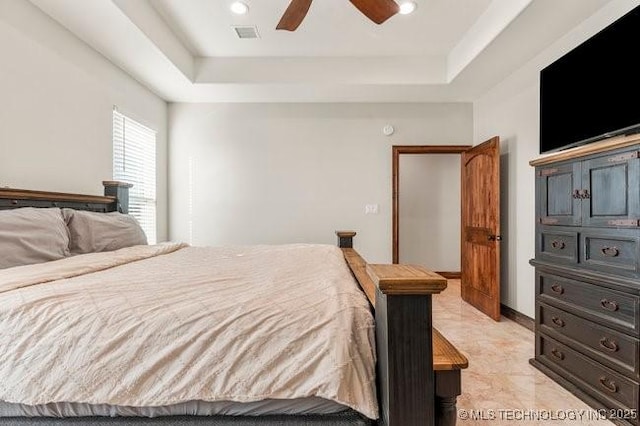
<box><xmin>0</xmin><ymin>208</ymin><xmax>70</xmax><ymax>269</ymax></box>
<box><xmin>63</xmin><ymin>209</ymin><xmax>147</xmax><ymax>254</ymax></box>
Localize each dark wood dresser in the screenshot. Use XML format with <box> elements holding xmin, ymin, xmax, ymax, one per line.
<box><xmin>530</xmin><ymin>134</ymin><xmax>640</xmax><ymax>426</ymax></box>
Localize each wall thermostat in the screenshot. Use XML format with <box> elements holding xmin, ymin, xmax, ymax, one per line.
<box><xmin>382</xmin><ymin>124</ymin><xmax>395</xmax><ymax>136</ymax></box>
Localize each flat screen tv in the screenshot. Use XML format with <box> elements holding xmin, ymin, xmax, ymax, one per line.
<box><xmin>539</xmin><ymin>5</ymin><xmax>640</xmax><ymax>154</ymax></box>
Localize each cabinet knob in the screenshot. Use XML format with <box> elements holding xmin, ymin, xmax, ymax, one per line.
<box><xmin>550</xmin><ymin>284</ymin><xmax>564</xmax><ymax>295</ymax></box>
<box><xmin>580</xmin><ymin>189</ymin><xmax>591</xmax><ymax>199</ymax></box>
<box><xmin>551</xmin><ymin>316</ymin><xmax>565</xmax><ymax>327</ymax></box>
<box><xmin>600</xmin><ymin>246</ymin><xmax>620</xmax><ymax>257</ymax></box>
<box><xmin>599</xmin><ymin>337</ymin><xmax>619</xmax><ymax>353</ymax></box>
<box><xmin>598</xmin><ymin>376</ymin><xmax>618</xmax><ymax>393</ymax></box>
<box><xmin>572</xmin><ymin>189</ymin><xmax>581</xmax><ymax>199</ymax></box>
<box><xmin>550</xmin><ymin>348</ymin><xmax>565</xmax><ymax>361</ymax></box>
<box><xmin>600</xmin><ymin>299</ymin><xmax>619</xmax><ymax>312</ymax></box>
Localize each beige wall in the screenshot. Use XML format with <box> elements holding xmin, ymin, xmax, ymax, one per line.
<box><xmin>399</xmin><ymin>154</ymin><xmax>461</xmax><ymax>271</ymax></box>
<box><xmin>473</xmin><ymin>0</ymin><xmax>639</xmax><ymax>318</ymax></box>
<box><xmin>0</xmin><ymin>1</ymin><xmax>168</xmax><ymax>240</ymax></box>
<box><xmin>169</xmin><ymin>103</ymin><xmax>472</xmax><ymax>263</ymax></box>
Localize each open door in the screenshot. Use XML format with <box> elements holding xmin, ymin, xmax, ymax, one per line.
<box><xmin>461</xmin><ymin>137</ymin><xmax>501</xmax><ymax>321</ymax></box>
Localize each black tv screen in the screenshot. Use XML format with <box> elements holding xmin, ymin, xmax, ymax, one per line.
<box><xmin>540</xmin><ymin>5</ymin><xmax>640</xmax><ymax>154</ymax></box>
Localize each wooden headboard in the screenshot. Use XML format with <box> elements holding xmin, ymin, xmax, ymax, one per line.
<box><xmin>0</xmin><ymin>181</ymin><xmax>132</xmax><ymax>213</ymax></box>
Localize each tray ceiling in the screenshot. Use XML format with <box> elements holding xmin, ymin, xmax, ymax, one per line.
<box><xmin>28</xmin><ymin>0</ymin><xmax>617</xmax><ymax>102</ymax></box>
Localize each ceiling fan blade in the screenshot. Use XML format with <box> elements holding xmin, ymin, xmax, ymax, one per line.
<box><xmin>276</xmin><ymin>0</ymin><xmax>313</xmax><ymax>31</ymax></box>
<box><xmin>348</xmin><ymin>0</ymin><xmax>399</xmax><ymax>24</ymax></box>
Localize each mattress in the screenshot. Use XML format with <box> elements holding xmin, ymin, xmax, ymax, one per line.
<box><xmin>0</xmin><ymin>243</ymin><xmax>377</xmax><ymax>419</ymax></box>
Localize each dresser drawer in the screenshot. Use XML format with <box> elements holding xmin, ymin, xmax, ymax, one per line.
<box><xmin>582</xmin><ymin>231</ymin><xmax>640</xmax><ymax>277</ymax></box>
<box><xmin>538</xmin><ymin>229</ymin><xmax>578</xmax><ymax>264</ymax></box>
<box><xmin>538</xmin><ymin>302</ymin><xmax>640</xmax><ymax>379</ymax></box>
<box><xmin>537</xmin><ymin>271</ymin><xmax>640</xmax><ymax>336</ymax></box>
<box><xmin>538</xmin><ymin>334</ymin><xmax>639</xmax><ymax>416</ymax></box>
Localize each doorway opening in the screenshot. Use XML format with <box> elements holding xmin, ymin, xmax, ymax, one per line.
<box><xmin>392</xmin><ymin>145</ymin><xmax>470</xmax><ymax>272</ymax></box>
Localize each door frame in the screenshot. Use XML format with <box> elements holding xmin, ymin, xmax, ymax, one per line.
<box><xmin>392</xmin><ymin>145</ymin><xmax>472</xmax><ymax>264</ymax></box>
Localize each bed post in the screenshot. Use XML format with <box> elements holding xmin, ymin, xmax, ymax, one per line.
<box><xmin>336</xmin><ymin>231</ymin><xmax>446</xmax><ymax>426</ymax></box>
<box><xmin>102</xmin><ymin>181</ymin><xmax>133</xmax><ymax>214</ymax></box>
<box><xmin>336</xmin><ymin>231</ymin><xmax>356</xmax><ymax>248</ymax></box>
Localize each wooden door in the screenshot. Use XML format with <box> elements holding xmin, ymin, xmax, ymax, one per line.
<box><xmin>537</xmin><ymin>163</ymin><xmax>582</xmax><ymax>226</ymax></box>
<box><xmin>461</xmin><ymin>137</ymin><xmax>501</xmax><ymax>321</ymax></box>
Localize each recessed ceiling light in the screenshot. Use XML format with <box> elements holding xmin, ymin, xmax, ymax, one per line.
<box><xmin>399</xmin><ymin>1</ymin><xmax>417</xmax><ymax>15</ymax></box>
<box><xmin>230</xmin><ymin>1</ymin><xmax>249</xmax><ymax>15</ymax></box>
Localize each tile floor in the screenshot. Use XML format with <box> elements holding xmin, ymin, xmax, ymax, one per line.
<box><xmin>433</xmin><ymin>279</ymin><xmax>614</xmax><ymax>426</ymax></box>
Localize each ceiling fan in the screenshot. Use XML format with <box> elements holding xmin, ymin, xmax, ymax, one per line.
<box><xmin>276</xmin><ymin>0</ymin><xmax>400</xmax><ymax>31</ymax></box>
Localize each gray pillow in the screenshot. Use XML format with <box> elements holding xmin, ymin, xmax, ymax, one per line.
<box><xmin>0</xmin><ymin>207</ymin><xmax>70</xmax><ymax>269</ymax></box>
<box><xmin>63</xmin><ymin>209</ymin><xmax>148</xmax><ymax>254</ymax></box>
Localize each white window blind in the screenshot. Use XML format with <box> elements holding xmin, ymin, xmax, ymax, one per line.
<box><xmin>113</xmin><ymin>109</ymin><xmax>157</xmax><ymax>244</ymax></box>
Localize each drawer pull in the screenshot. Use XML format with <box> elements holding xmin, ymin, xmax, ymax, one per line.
<box><xmin>599</xmin><ymin>337</ymin><xmax>619</xmax><ymax>353</ymax></box>
<box><xmin>600</xmin><ymin>299</ymin><xmax>619</xmax><ymax>312</ymax></box>
<box><xmin>551</xmin><ymin>240</ymin><xmax>566</xmax><ymax>250</ymax></box>
<box><xmin>550</xmin><ymin>284</ymin><xmax>564</xmax><ymax>295</ymax></box>
<box><xmin>550</xmin><ymin>348</ymin><xmax>565</xmax><ymax>360</ymax></box>
<box><xmin>598</xmin><ymin>377</ymin><xmax>618</xmax><ymax>393</ymax></box>
<box><xmin>551</xmin><ymin>316</ymin><xmax>565</xmax><ymax>327</ymax></box>
<box><xmin>600</xmin><ymin>246</ymin><xmax>620</xmax><ymax>257</ymax></box>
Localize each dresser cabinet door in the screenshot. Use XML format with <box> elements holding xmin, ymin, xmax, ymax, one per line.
<box><xmin>582</xmin><ymin>150</ymin><xmax>640</xmax><ymax>228</ymax></box>
<box><xmin>537</xmin><ymin>163</ymin><xmax>582</xmax><ymax>226</ymax></box>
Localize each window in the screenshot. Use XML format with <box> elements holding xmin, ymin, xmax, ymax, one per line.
<box><xmin>113</xmin><ymin>109</ymin><xmax>157</xmax><ymax>244</ymax></box>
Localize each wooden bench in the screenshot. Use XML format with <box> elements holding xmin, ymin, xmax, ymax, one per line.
<box><xmin>433</xmin><ymin>329</ymin><xmax>468</xmax><ymax>426</ymax></box>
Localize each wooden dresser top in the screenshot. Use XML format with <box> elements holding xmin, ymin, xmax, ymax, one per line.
<box><xmin>530</xmin><ymin>133</ymin><xmax>640</xmax><ymax>167</ymax></box>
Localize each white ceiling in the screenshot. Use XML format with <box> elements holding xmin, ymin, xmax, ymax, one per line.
<box><xmin>149</xmin><ymin>0</ymin><xmax>493</xmax><ymax>57</ymax></box>
<box><xmin>28</xmin><ymin>0</ymin><xmax>620</xmax><ymax>102</ymax></box>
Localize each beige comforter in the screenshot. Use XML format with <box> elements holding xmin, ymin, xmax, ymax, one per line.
<box><xmin>0</xmin><ymin>243</ymin><xmax>377</xmax><ymax>419</ymax></box>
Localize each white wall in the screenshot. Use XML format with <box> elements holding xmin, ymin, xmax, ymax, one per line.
<box><xmin>399</xmin><ymin>154</ymin><xmax>461</xmax><ymax>271</ymax></box>
<box><xmin>0</xmin><ymin>1</ymin><xmax>168</xmax><ymax>240</ymax></box>
<box><xmin>169</xmin><ymin>103</ymin><xmax>472</xmax><ymax>263</ymax></box>
<box><xmin>473</xmin><ymin>0</ymin><xmax>640</xmax><ymax>318</ymax></box>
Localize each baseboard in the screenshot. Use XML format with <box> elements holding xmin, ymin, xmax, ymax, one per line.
<box><xmin>436</xmin><ymin>271</ymin><xmax>461</xmax><ymax>279</ymax></box>
<box><xmin>500</xmin><ymin>304</ymin><xmax>534</xmax><ymax>331</ymax></box>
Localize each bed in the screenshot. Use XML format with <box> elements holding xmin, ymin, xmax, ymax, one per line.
<box><xmin>0</xmin><ymin>182</ymin><xmax>456</xmax><ymax>426</ymax></box>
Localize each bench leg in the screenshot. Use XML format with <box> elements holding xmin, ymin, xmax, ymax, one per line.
<box><xmin>435</xmin><ymin>370</ymin><xmax>461</xmax><ymax>426</ymax></box>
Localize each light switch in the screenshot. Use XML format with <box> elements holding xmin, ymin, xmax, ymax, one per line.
<box><xmin>365</xmin><ymin>204</ymin><xmax>379</xmax><ymax>215</ymax></box>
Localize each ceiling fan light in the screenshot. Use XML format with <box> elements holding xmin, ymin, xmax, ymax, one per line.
<box><xmin>230</xmin><ymin>1</ymin><xmax>249</xmax><ymax>15</ymax></box>
<box><xmin>399</xmin><ymin>1</ymin><xmax>417</xmax><ymax>15</ymax></box>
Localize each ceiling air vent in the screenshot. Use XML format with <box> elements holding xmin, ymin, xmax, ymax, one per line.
<box><xmin>233</xmin><ymin>26</ymin><xmax>260</xmax><ymax>39</ymax></box>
